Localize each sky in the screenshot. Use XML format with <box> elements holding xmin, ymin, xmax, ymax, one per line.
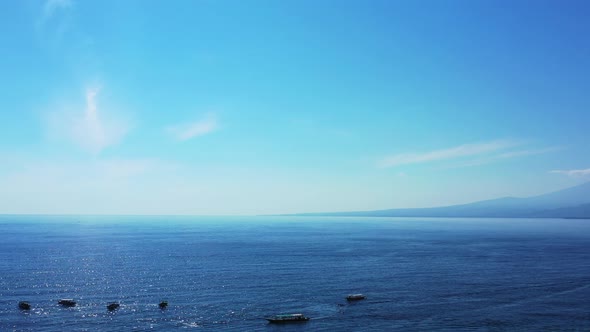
<box><xmin>0</xmin><ymin>0</ymin><xmax>589</xmax><ymax>215</ymax></box>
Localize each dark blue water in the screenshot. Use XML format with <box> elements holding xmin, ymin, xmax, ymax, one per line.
<box><xmin>1</xmin><ymin>216</ymin><xmax>590</xmax><ymax>331</ymax></box>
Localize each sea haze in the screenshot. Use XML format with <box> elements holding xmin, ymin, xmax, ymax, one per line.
<box><xmin>1</xmin><ymin>216</ymin><xmax>590</xmax><ymax>331</ymax></box>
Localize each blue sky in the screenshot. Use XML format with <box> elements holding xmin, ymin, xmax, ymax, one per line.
<box><xmin>0</xmin><ymin>0</ymin><xmax>589</xmax><ymax>215</ymax></box>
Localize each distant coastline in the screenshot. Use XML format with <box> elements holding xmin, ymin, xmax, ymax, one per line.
<box><xmin>289</xmin><ymin>182</ymin><xmax>590</xmax><ymax>220</ymax></box>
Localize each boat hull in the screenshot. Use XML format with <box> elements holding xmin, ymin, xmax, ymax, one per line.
<box><xmin>266</xmin><ymin>318</ymin><xmax>310</xmax><ymax>323</ymax></box>
<box><xmin>18</xmin><ymin>302</ymin><xmax>31</xmax><ymax>310</ymax></box>
<box><xmin>346</xmin><ymin>294</ymin><xmax>366</xmax><ymax>301</ymax></box>
<box><xmin>266</xmin><ymin>314</ymin><xmax>310</xmax><ymax>323</ymax></box>
<box><xmin>58</xmin><ymin>299</ymin><xmax>76</xmax><ymax>307</ymax></box>
<box><xmin>107</xmin><ymin>303</ymin><xmax>120</xmax><ymax>311</ymax></box>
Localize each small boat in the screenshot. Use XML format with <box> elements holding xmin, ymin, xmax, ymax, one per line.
<box><xmin>18</xmin><ymin>301</ymin><xmax>31</xmax><ymax>310</ymax></box>
<box><xmin>158</xmin><ymin>301</ymin><xmax>168</xmax><ymax>309</ymax></box>
<box><xmin>107</xmin><ymin>302</ymin><xmax>120</xmax><ymax>311</ymax></box>
<box><xmin>58</xmin><ymin>299</ymin><xmax>76</xmax><ymax>307</ymax></box>
<box><xmin>346</xmin><ymin>294</ymin><xmax>366</xmax><ymax>301</ymax></box>
<box><xmin>266</xmin><ymin>313</ymin><xmax>310</xmax><ymax>323</ymax></box>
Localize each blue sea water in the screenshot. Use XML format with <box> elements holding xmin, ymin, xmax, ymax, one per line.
<box><xmin>1</xmin><ymin>216</ymin><xmax>590</xmax><ymax>331</ymax></box>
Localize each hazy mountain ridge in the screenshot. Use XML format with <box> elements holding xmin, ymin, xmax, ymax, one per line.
<box><xmin>533</xmin><ymin>203</ymin><xmax>590</xmax><ymax>219</ymax></box>
<box><xmin>296</xmin><ymin>182</ymin><xmax>590</xmax><ymax>219</ymax></box>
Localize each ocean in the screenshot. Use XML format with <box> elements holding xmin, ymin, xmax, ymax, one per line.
<box><xmin>1</xmin><ymin>215</ymin><xmax>589</xmax><ymax>331</ymax></box>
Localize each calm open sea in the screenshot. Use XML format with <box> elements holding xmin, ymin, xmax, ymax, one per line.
<box><xmin>1</xmin><ymin>215</ymin><xmax>590</xmax><ymax>331</ymax></box>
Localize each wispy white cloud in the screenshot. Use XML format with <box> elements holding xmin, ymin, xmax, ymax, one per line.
<box><xmin>378</xmin><ymin>140</ymin><xmax>520</xmax><ymax>168</ymax></box>
<box><xmin>167</xmin><ymin>115</ymin><xmax>218</xmax><ymax>141</ymax></box>
<box><xmin>550</xmin><ymin>168</ymin><xmax>590</xmax><ymax>177</ymax></box>
<box><xmin>37</xmin><ymin>0</ymin><xmax>78</xmax><ymax>53</ymax></box>
<box><xmin>494</xmin><ymin>147</ymin><xmax>560</xmax><ymax>159</ymax></box>
<box><xmin>42</xmin><ymin>0</ymin><xmax>73</xmax><ymax>21</ymax></box>
<box><xmin>47</xmin><ymin>87</ymin><xmax>131</xmax><ymax>154</ymax></box>
<box><xmin>445</xmin><ymin>147</ymin><xmax>561</xmax><ymax>169</ymax></box>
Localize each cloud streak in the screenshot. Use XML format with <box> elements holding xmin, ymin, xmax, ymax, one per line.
<box><xmin>48</xmin><ymin>87</ymin><xmax>130</xmax><ymax>154</ymax></box>
<box><xmin>43</xmin><ymin>0</ymin><xmax>73</xmax><ymax>21</ymax></box>
<box><xmin>444</xmin><ymin>147</ymin><xmax>561</xmax><ymax>169</ymax></box>
<box><xmin>379</xmin><ymin>140</ymin><xmax>520</xmax><ymax>168</ymax></box>
<box><xmin>167</xmin><ymin>115</ymin><xmax>218</xmax><ymax>141</ymax></box>
<box><xmin>550</xmin><ymin>168</ymin><xmax>590</xmax><ymax>177</ymax></box>
<box><xmin>494</xmin><ymin>147</ymin><xmax>561</xmax><ymax>159</ymax></box>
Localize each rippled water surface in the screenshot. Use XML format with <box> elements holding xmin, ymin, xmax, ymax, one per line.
<box><xmin>1</xmin><ymin>216</ymin><xmax>590</xmax><ymax>331</ymax></box>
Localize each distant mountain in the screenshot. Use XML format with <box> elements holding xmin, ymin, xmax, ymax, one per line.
<box><xmin>534</xmin><ymin>203</ymin><xmax>590</xmax><ymax>219</ymax></box>
<box><xmin>295</xmin><ymin>182</ymin><xmax>590</xmax><ymax>219</ymax></box>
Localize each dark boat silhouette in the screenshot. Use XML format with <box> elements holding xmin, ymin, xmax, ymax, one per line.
<box><xmin>18</xmin><ymin>301</ymin><xmax>31</xmax><ymax>310</ymax></box>
<box><xmin>58</xmin><ymin>299</ymin><xmax>76</xmax><ymax>307</ymax></box>
<box><xmin>266</xmin><ymin>313</ymin><xmax>310</xmax><ymax>323</ymax></box>
<box><xmin>346</xmin><ymin>294</ymin><xmax>366</xmax><ymax>301</ymax></box>
<box><xmin>158</xmin><ymin>301</ymin><xmax>168</xmax><ymax>309</ymax></box>
<box><xmin>107</xmin><ymin>302</ymin><xmax>120</xmax><ymax>311</ymax></box>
